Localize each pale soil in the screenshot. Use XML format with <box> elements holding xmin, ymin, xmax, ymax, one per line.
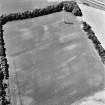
<box><xmin>72</xmin><ymin>89</ymin><xmax>105</xmax><ymax>105</ymax></box>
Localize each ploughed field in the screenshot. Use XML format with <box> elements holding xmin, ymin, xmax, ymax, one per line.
<box><xmin>4</xmin><ymin>11</ymin><xmax>105</xmax><ymax>105</ymax></box>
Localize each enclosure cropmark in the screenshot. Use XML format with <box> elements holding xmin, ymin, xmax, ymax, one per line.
<box><xmin>0</xmin><ymin>1</ymin><xmax>104</xmax><ymax>105</ymax></box>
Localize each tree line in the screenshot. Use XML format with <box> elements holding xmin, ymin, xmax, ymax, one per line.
<box><xmin>0</xmin><ymin>24</ymin><xmax>10</xmax><ymax>105</ymax></box>
<box><xmin>82</xmin><ymin>21</ymin><xmax>105</xmax><ymax>63</ymax></box>
<box><xmin>0</xmin><ymin>1</ymin><xmax>82</xmax><ymax>25</ymax></box>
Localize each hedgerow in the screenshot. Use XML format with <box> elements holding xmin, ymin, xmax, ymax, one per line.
<box><xmin>82</xmin><ymin>21</ymin><xmax>105</xmax><ymax>63</ymax></box>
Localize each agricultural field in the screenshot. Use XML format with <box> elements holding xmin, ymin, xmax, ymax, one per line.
<box><xmin>0</xmin><ymin>0</ymin><xmax>105</xmax><ymax>105</ymax></box>
<box><xmin>4</xmin><ymin>11</ymin><xmax>105</xmax><ymax>105</ymax></box>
